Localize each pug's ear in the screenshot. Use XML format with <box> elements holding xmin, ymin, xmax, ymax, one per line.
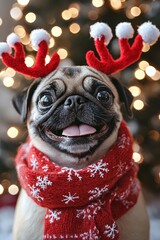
<box><xmin>110</xmin><ymin>76</ymin><xmax>133</xmax><ymax>117</ymax></box>
<box><xmin>12</xmin><ymin>78</ymin><xmax>41</xmax><ymax>122</ymax></box>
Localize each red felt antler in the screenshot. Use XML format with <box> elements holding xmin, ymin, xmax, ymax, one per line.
<box><xmin>86</xmin><ymin>22</ymin><xmax>159</xmax><ymax>75</ymax></box>
<box><xmin>0</xmin><ymin>29</ymin><xmax>60</xmax><ymax>78</ymax></box>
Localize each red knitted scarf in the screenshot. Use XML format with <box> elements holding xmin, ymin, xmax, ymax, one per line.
<box><xmin>15</xmin><ymin>121</ymin><xmax>140</xmax><ymax>240</ymax></box>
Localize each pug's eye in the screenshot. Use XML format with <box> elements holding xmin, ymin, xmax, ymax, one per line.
<box><xmin>38</xmin><ymin>93</ymin><xmax>54</xmax><ymax>110</ymax></box>
<box><xmin>97</xmin><ymin>90</ymin><xmax>111</xmax><ymax>102</ymax></box>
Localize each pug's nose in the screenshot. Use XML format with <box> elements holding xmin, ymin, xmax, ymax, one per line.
<box><xmin>64</xmin><ymin>95</ymin><xmax>86</xmax><ymax>110</ymax></box>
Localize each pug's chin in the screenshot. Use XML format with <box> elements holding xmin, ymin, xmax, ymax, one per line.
<box><xmin>38</xmin><ymin>120</ymin><xmax>116</xmax><ymax>157</ymax></box>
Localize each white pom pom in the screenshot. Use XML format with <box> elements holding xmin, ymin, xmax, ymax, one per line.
<box><xmin>7</xmin><ymin>33</ymin><xmax>21</xmax><ymax>47</ymax></box>
<box><xmin>0</xmin><ymin>43</ymin><xmax>11</xmax><ymax>57</ymax></box>
<box><xmin>138</xmin><ymin>21</ymin><xmax>160</xmax><ymax>45</ymax></box>
<box><xmin>30</xmin><ymin>29</ymin><xmax>51</xmax><ymax>50</ymax></box>
<box><xmin>90</xmin><ymin>22</ymin><xmax>113</xmax><ymax>45</ymax></box>
<box><xmin>115</xmin><ymin>22</ymin><xmax>134</xmax><ymax>39</ymax></box>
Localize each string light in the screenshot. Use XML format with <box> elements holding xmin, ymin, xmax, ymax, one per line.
<box><xmin>88</xmin><ymin>10</ymin><xmax>99</xmax><ymax>20</ymax></box>
<box><xmin>45</xmin><ymin>55</ymin><xmax>51</xmax><ymax>64</ymax></box>
<box><xmin>14</xmin><ymin>25</ymin><xmax>26</xmax><ymax>38</ymax></box>
<box><xmin>69</xmin><ymin>7</ymin><xmax>79</xmax><ymax>18</ymax></box>
<box><xmin>130</xmin><ymin>6</ymin><xmax>141</xmax><ymax>17</ymax></box>
<box><xmin>25</xmin><ymin>12</ymin><xmax>36</xmax><ymax>23</ymax></box>
<box><xmin>51</xmin><ymin>26</ymin><xmax>62</xmax><ymax>37</ymax></box>
<box><xmin>133</xmin><ymin>99</ymin><xmax>144</xmax><ymax>110</ymax></box>
<box><xmin>92</xmin><ymin>0</ymin><xmax>105</xmax><ymax>8</ymax></box>
<box><xmin>61</xmin><ymin>6</ymin><xmax>79</xmax><ymax>20</ymax></box>
<box><xmin>49</xmin><ymin>37</ymin><xmax>55</xmax><ymax>48</ymax></box>
<box><xmin>21</xmin><ymin>34</ymin><xmax>30</xmax><ymax>45</ymax></box>
<box><xmin>133</xmin><ymin>152</ymin><xmax>143</xmax><ymax>164</ymax></box>
<box><xmin>145</xmin><ymin>66</ymin><xmax>156</xmax><ymax>77</ymax></box>
<box><xmin>126</xmin><ymin>9</ymin><xmax>134</xmax><ymax>19</ymax></box>
<box><xmin>134</xmin><ymin>69</ymin><xmax>145</xmax><ymax>80</ymax></box>
<box><xmin>133</xmin><ymin>142</ymin><xmax>140</xmax><ymax>152</ymax></box>
<box><xmin>17</xmin><ymin>0</ymin><xmax>30</xmax><ymax>6</ymax></box>
<box><xmin>25</xmin><ymin>56</ymin><xmax>34</xmax><ymax>67</ymax></box>
<box><xmin>5</xmin><ymin>68</ymin><xmax>16</xmax><ymax>77</ymax></box>
<box><xmin>151</xmin><ymin>71</ymin><xmax>160</xmax><ymax>81</ymax></box>
<box><xmin>57</xmin><ymin>48</ymin><xmax>68</xmax><ymax>59</ymax></box>
<box><xmin>0</xmin><ymin>184</ymin><xmax>4</xmax><ymax>195</ymax></box>
<box><xmin>138</xmin><ymin>60</ymin><xmax>149</xmax><ymax>70</ymax></box>
<box><xmin>129</xmin><ymin>86</ymin><xmax>141</xmax><ymax>97</ymax></box>
<box><xmin>0</xmin><ymin>70</ymin><xmax>6</xmax><ymax>78</ymax></box>
<box><xmin>7</xmin><ymin>127</ymin><xmax>19</xmax><ymax>138</ymax></box>
<box><xmin>0</xmin><ymin>18</ymin><xmax>3</xmax><ymax>26</ymax></box>
<box><xmin>61</xmin><ymin>10</ymin><xmax>72</xmax><ymax>20</ymax></box>
<box><xmin>8</xmin><ymin>184</ymin><xmax>19</xmax><ymax>195</ymax></box>
<box><xmin>142</xmin><ymin>43</ymin><xmax>150</xmax><ymax>52</ymax></box>
<box><xmin>69</xmin><ymin>23</ymin><xmax>80</xmax><ymax>34</ymax></box>
<box><xmin>10</xmin><ymin>6</ymin><xmax>23</xmax><ymax>21</ymax></box>
<box><xmin>110</xmin><ymin>0</ymin><xmax>122</xmax><ymax>10</ymax></box>
<box><xmin>3</xmin><ymin>77</ymin><xmax>14</xmax><ymax>87</ymax></box>
<box><xmin>149</xmin><ymin>130</ymin><xmax>159</xmax><ymax>141</ymax></box>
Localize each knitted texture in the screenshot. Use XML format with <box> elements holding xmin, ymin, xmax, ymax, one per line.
<box><xmin>86</xmin><ymin>21</ymin><xmax>159</xmax><ymax>75</ymax></box>
<box><xmin>15</xmin><ymin>121</ymin><xmax>140</xmax><ymax>240</ymax></box>
<box><xmin>86</xmin><ymin>35</ymin><xmax>143</xmax><ymax>75</ymax></box>
<box><xmin>0</xmin><ymin>29</ymin><xmax>60</xmax><ymax>78</ymax></box>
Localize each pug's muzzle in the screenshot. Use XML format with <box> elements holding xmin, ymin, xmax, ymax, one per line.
<box><xmin>12</xmin><ymin>66</ymin><xmax>133</xmax><ymax>158</ymax></box>
<box><xmin>35</xmin><ymin>89</ymin><xmax>117</xmax><ymax>156</ymax></box>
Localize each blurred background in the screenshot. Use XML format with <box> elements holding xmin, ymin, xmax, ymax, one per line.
<box><xmin>0</xmin><ymin>0</ymin><xmax>159</xmax><ymax>239</ymax></box>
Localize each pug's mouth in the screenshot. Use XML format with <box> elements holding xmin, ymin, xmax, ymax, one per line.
<box><xmin>37</xmin><ymin>117</ymin><xmax>117</xmax><ymax>156</ymax></box>
<box><xmin>42</xmin><ymin>120</ymin><xmax>114</xmax><ymax>142</ymax></box>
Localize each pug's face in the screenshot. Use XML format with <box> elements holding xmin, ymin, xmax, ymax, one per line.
<box><xmin>13</xmin><ymin>66</ymin><xmax>132</xmax><ymax>169</ymax></box>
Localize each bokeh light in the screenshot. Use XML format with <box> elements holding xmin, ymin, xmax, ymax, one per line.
<box><xmin>10</xmin><ymin>6</ymin><xmax>23</xmax><ymax>20</ymax></box>
<box><xmin>134</xmin><ymin>69</ymin><xmax>145</xmax><ymax>80</ymax></box>
<box><xmin>92</xmin><ymin>0</ymin><xmax>105</xmax><ymax>8</ymax></box>
<box><xmin>25</xmin><ymin>12</ymin><xmax>36</xmax><ymax>23</ymax></box>
<box><xmin>51</xmin><ymin>26</ymin><xmax>62</xmax><ymax>37</ymax></box>
<box><xmin>133</xmin><ymin>99</ymin><xmax>144</xmax><ymax>110</ymax></box>
<box><xmin>8</xmin><ymin>184</ymin><xmax>19</xmax><ymax>195</ymax></box>
<box><xmin>129</xmin><ymin>86</ymin><xmax>141</xmax><ymax>97</ymax></box>
<box><xmin>7</xmin><ymin>127</ymin><xmax>19</xmax><ymax>139</ymax></box>
<box><xmin>69</xmin><ymin>23</ymin><xmax>80</xmax><ymax>34</ymax></box>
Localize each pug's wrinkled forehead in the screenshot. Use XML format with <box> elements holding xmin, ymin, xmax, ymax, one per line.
<box><xmin>32</xmin><ymin>66</ymin><xmax>120</xmax><ymax>102</ymax></box>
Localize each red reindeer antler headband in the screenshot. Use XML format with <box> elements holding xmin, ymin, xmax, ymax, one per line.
<box><xmin>86</xmin><ymin>21</ymin><xmax>159</xmax><ymax>74</ymax></box>
<box><xmin>0</xmin><ymin>21</ymin><xmax>159</xmax><ymax>78</ymax></box>
<box><xmin>0</xmin><ymin>29</ymin><xmax>60</xmax><ymax>78</ymax></box>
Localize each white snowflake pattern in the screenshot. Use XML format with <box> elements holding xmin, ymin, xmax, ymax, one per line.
<box><xmin>76</xmin><ymin>200</ymin><xmax>104</xmax><ymax>220</ymax></box>
<box><xmin>28</xmin><ymin>184</ymin><xmax>44</xmax><ymax>201</ymax></box>
<box><xmin>62</xmin><ymin>192</ymin><xmax>79</xmax><ymax>204</ymax></box>
<box><xmin>103</xmin><ymin>222</ymin><xmax>119</xmax><ymax>239</ymax></box>
<box><xmin>58</xmin><ymin>167</ymin><xmax>82</xmax><ymax>181</ymax></box>
<box><xmin>42</xmin><ymin>164</ymin><xmax>49</xmax><ymax>172</ymax></box>
<box><xmin>42</xmin><ymin>155</ymin><xmax>50</xmax><ymax>162</ymax></box>
<box><xmin>113</xmin><ymin>161</ymin><xmax>126</xmax><ymax>177</ymax></box>
<box><xmin>30</xmin><ymin>154</ymin><xmax>39</xmax><ymax>170</ymax></box>
<box><xmin>117</xmin><ymin>134</ymin><xmax>130</xmax><ymax>149</ymax></box>
<box><xmin>88</xmin><ymin>185</ymin><xmax>109</xmax><ymax>201</ymax></box>
<box><xmin>87</xmin><ymin>159</ymin><xmax>109</xmax><ymax>178</ymax></box>
<box><xmin>45</xmin><ymin>209</ymin><xmax>61</xmax><ymax>223</ymax></box>
<box><xmin>44</xmin><ymin>229</ymin><xmax>99</xmax><ymax>240</ymax></box>
<box><xmin>115</xmin><ymin>183</ymin><xmax>135</xmax><ymax>209</ymax></box>
<box><xmin>115</xmin><ymin>185</ymin><xmax>130</xmax><ymax>202</ymax></box>
<box><xmin>130</xmin><ymin>179</ymin><xmax>140</xmax><ymax>195</ymax></box>
<box><xmin>80</xmin><ymin>227</ymin><xmax>99</xmax><ymax>240</ymax></box>
<box><xmin>122</xmin><ymin>199</ymin><xmax>134</xmax><ymax>209</ymax></box>
<box><xmin>36</xmin><ymin>175</ymin><xmax>52</xmax><ymax>190</ymax></box>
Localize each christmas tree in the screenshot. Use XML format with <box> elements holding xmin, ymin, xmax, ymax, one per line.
<box><xmin>0</xmin><ymin>0</ymin><xmax>160</xmax><ymax>205</ymax></box>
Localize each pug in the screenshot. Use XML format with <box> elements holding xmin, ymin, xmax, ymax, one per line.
<box><xmin>12</xmin><ymin>66</ymin><xmax>149</xmax><ymax>240</ymax></box>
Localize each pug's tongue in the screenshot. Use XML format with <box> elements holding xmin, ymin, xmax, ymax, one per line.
<box><xmin>62</xmin><ymin>124</ymin><xmax>96</xmax><ymax>137</ymax></box>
